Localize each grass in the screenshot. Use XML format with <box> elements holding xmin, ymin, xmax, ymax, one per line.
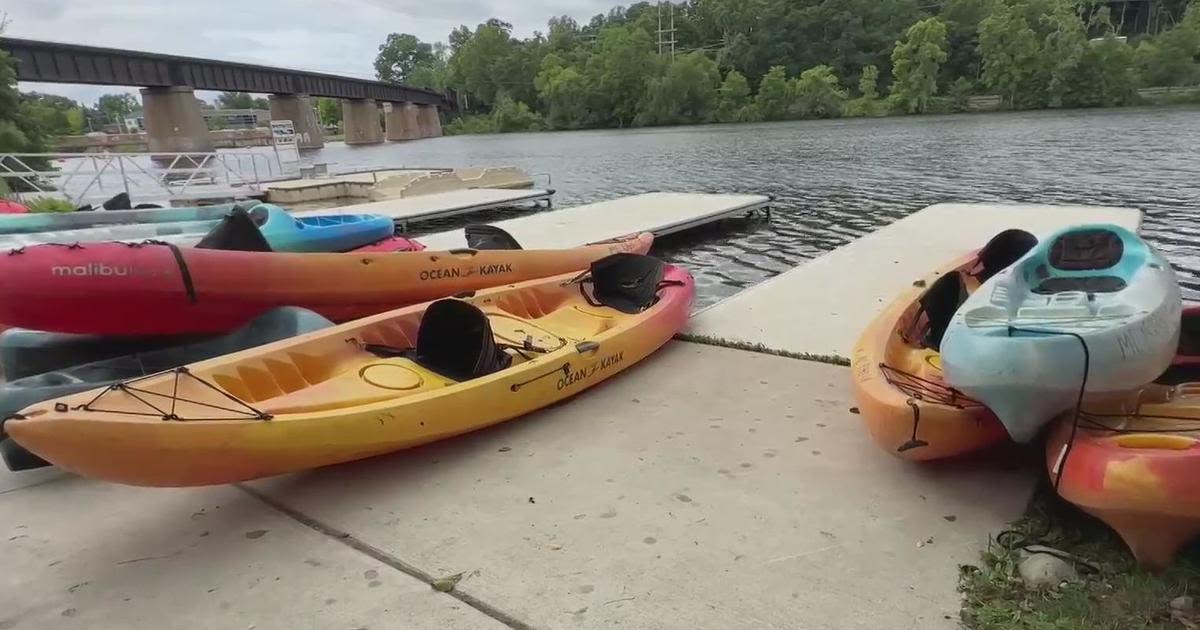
<box><xmin>673</xmin><ymin>332</ymin><xmax>851</xmax><ymax>366</ymax></box>
<box><xmin>960</xmin><ymin>483</ymin><xmax>1200</xmax><ymax>630</ymax></box>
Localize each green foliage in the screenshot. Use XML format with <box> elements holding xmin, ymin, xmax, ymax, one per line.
<box><xmin>584</xmin><ymin>26</ymin><xmax>657</xmax><ymax>127</ymax></box>
<box><xmin>374</xmin><ymin>33</ymin><xmax>435</xmax><ymax>84</ymax></box>
<box><xmin>1134</xmin><ymin>6</ymin><xmax>1200</xmax><ymax>88</ymax></box>
<box><xmin>858</xmin><ymin>65</ymin><xmax>880</xmax><ymax>99</ymax></box>
<box><xmin>638</xmin><ymin>52</ymin><xmax>722</xmax><ymax>125</ymax></box>
<box><xmin>316</xmin><ymin>98</ymin><xmax>342</xmax><ymax>128</ymax></box>
<box><xmin>1068</xmin><ymin>36</ymin><xmax>1139</xmax><ymax>107</ymax></box>
<box><xmin>1041</xmin><ymin>6</ymin><xmax>1089</xmax><ymax>108</ymax></box>
<box><xmin>535</xmin><ymin>54</ymin><xmax>592</xmax><ymax>129</ymax></box>
<box><xmin>715</xmin><ymin>70</ymin><xmax>754</xmax><ymax>123</ymax></box>
<box><xmin>890</xmin><ymin>17</ymin><xmax>949</xmax><ymax>113</ymax></box>
<box><xmin>444</xmin><ymin>115</ymin><xmax>497</xmax><ymax>135</ymax></box>
<box><xmin>490</xmin><ymin>94</ymin><xmax>544</xmax><ymax>132</ymax></box>
<box><xmin>979</xmin><ymin>4</ymin><xmax>1043</xmax><ymax>108</ymax></box>
<box><xmin>26</xmin><ymin>197</ymin><xmax>74</xmax><ymax>213</ymax></box>
<box><xmin>754</xmin><ymin>66</ymin><xmax>791</xmax><ymax>121</ymax></box>
<box><xmin>96</xmin><ymin>93</ymin><xmax>140</xmax><ymax>122</ymax></box>
<box><xmin>215</xmin><ymin>92</ymin><xmax>268</xmax><ymax>110</ymax></box>
<box><xmin>788</xmin><ymin>65</ymin><xmax>848</xmax><ymax>118</ymax></box>
<box><xmin>948</xmin><ymin>76</ymin><xmax>976</xmax><ymax>111</ymax></box>
<box><xmin>449</xmin><ymin>20</ymin><xmax>522</xmax><ymax>110</ymax></box>
<box><xmin>0</xmin><ymin>50</ymin><xmax>51</xmax><ymax>187</ymax></box>
<box><xmin>65</xmin><ymin>108</ymin><xmax>85</xmax><ymax>134</ymax></box>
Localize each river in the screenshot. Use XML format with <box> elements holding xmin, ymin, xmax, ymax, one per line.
<box><xmin>309</xmin><ymin>106</ymin><xmax>1200</xmax><ymax>308</ymax></box>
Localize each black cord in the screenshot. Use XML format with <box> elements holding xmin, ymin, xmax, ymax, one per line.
<box><xmin>1006</xmin><ymin>326</ymin><xmax>1090</xmax><ymax>490</ymax></box>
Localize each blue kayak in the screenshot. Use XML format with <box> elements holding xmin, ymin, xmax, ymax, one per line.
<box><xmin>0</xmin><ymin>202</ymin><xmax>246</xmax><ymax>235</ymax></box>
<box><xmin>941</xmin><ymin>224</ymin><xmax>1181</xmax><ymax>442</ymax></box>
<box><xmin>254</xmin><ymin>205</ymin><xmax>395</xmax><ymax>252</ymax></box>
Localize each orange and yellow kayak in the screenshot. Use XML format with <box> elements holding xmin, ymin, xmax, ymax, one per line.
<box><xmin>850</xmin><ymin>230</ymin><xmax>1037</xmax><ymax>460</ymax></box>
<box><xmin>7</xmin><ymin>254</ymin><xmax>694</xmax><ymax>487</ymax></box>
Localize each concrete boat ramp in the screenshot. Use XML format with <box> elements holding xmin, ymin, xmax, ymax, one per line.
<box><xmin>0</xmin><ymin>201</ymin><xmax>1144</xmax><ymax>629</ymax></box>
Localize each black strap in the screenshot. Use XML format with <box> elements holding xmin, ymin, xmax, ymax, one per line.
<box><xmin>164</xmin><ymin>242</ymin><xmax>197</xmax><ymax>304</ymax></box>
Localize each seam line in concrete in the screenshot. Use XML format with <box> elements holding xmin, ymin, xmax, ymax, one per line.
<box><xmin>0</xmin><ymin>474</ymin><xmax>72</xmax><ymax>496</ymax></box>
<box><xmin>673</xmin><ymin>334</ymin><xmax>851</xmax><ymax>367</ymax></box>
<box><xmin>236</xmin><ymin>483</ymin><xmax>538</xmax><ymax>630</ymax></box>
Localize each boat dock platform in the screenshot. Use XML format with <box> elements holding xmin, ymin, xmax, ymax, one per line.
<box><xmin>418</xmin><ymin>192</ymin><xmax>771</xmax><ymax>249</ymax></box>
<box><xmin>265</xmin><ymin>167</ymin><xmax>536</xmax><ymax>205</ymax></box>
<box><xmin>1</xmin><ymin>202</ymin><xmax>1145</xmax><ymax>630</ymax></box>
<box><xmin>689</xmin><ymin>202</ymin><xmax>1144</xmax><ymax>359</ymax></box>
<box><xmin>292</xmin><ymin>188</ymin><xmax>555</xmax><ymax>231</ymax></box>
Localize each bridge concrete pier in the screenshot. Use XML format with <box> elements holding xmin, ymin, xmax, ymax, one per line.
<box><xmin>417</xmin><ymin>104</ymin><xmax>442</xmax><ymax>138</ymax></box>
<box><xmin>342</xmin><ymin>99</ymin><xmax>384</xmax><ymax>145</ymax></box>
<box><xmin>139</xmin><ymin>86</ymin><xmax>213</xmax><ymax>155</ymax></box>
<box><xmin>268</xmin><ymin>94</ymin><xmax>324</xmax><ymax>150</ymax></box>
<box><xmin>385</xmin><ymin>102</ymin><xmax>421</xmax><ymax>141</ymax></box>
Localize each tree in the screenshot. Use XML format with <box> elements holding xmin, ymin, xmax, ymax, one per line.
<box><xmin>789</xmin><ymin>65</ymin><xmax>848</xmax><ymax>118</ymax></box>
<box><xmin>448</xmin><ymin>20</ymin><xmax>520</xmax><ymax>110</ymax></box>
<box><xmin>535</xmin><ymin>54</ymin><xmax>592</xmax><ymax>128</ymax></box>
<box><xmin>890</xmin><ymin>17</ymin><xmax>948</xmax><ymax>113</ymax></box>
<box><xmin>583</xmin><ymin>26</ymin><xmax>657</xmax><ymax>127</ymax></box>
<box><xmin>375</xmin><ymin>33</ymin><xmax>435</xmax><ymax>84</ymax></box>
<box><xmin>978</xmin><ymin>5</ymin><xmax>1043</xmax><ymax>108</ymax></box>
<box><xmin>638</xmin><ymin>51</ymin><xmax>722</xmax><ymax>125</ymax></box>
<box><xmin>215</xmin><ymin>92</ymin><xmax>267</xmax><ymax>110</ymax></box>
<box><xmin>1069</xmin><ymin>36</ymin><xmax>1138</xmax><ymax>107</ymax></box>
<box><xmin>96</xmin><ymin>93</ymin><xmax>140</xmax><ymax>123</ymax></box>
<box><xmin>0</xmin><ymin>50</ymin><xmax>50</xmax><ymax>188</ymax></box>
<box><xmin>715</xmin><ymin>69</ymin><xmax>753</xmax><ymax>122</ymax></box>
<box><xmin>1133</xmin><ymin>6</ymin><xmax>1200</xmax><ymax>87</ymax></box>
<box><xmin>408</xmin><ymin>42</ymin><xmax>450</xmax><ymax>90</ymax></box>
<box><xmin>490</xmin><ymin>94</ymin><xmax>544</xmax><ymax>132</ymax></box>
<box><xmin>846</xmin><ymin>65</ymin><xmax>883</xmax><ymax>116</ymax></box>
<box><xmin>316</xmin><ymin>98</ymin><xmax>342</xmax><ymax>128</ymax></box>
<box><xmin>754</xmin><ymin>65</ymin><xmax>791</xmax><ymax>120</ymax></box>
<box><xmin>858</xmin><ymin>64</ymin><xmax>880</xmax><ymax>99</ymax></box>
<box><xmin>1040</xmin><ymin>6</ymin><xmax>1087</xmax><ymax>107</ymax></box>
<box><xmin>947</xmin><ymin>76</ymin><xmax>975</xmax><ymax>111</ymax></box>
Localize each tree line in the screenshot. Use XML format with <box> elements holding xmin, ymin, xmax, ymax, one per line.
<box><xmin>372</xmin><ymin>0</ymin><xmax>1200</xmax><ymax>134</ymax></box>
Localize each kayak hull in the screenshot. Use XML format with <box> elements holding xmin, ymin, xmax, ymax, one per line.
<box><xmin>7</xmin><ymin>260</ymin><xmax>694</xmax><ymax>486</ymax></box>
<box><xmin>0</xmin><ymin>233</ymin><xmax>652</xmax><ymax>335</ymax></box>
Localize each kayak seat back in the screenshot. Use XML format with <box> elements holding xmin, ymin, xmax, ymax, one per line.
<box><xmin>590</xmin><ymin>254</ymin><xmax>666</xmax><ymax>314</ymax></box>
<box><xmin>196</xmin><ymin>207</ymin><xmax>273</xmax><ymax>252</ymax></box>
<box><xmin>919</xmin><ymin>271</ymin><xmax>967</xmax><ymax>351</ymax></box>
<box><xmin>415</xmin><ymin>299</ymin><xmax>512</xmax><ymax>381</ymax></box>
<box><xmin>977</xmin><ymin>229</ymin><xmax>1038</xmax><ymax>282</ymax></box>
<box><xmin>1018</xmin><ymin>225</ymin><xmax>1149</xmax><ymax>297</ymax></box>
<box><xmin>466</xmin><ymin>225</ymin><xmax>523</xmax><ymax>250</ymax></box>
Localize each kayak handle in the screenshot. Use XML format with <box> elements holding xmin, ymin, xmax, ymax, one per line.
<box><xmin>448</xmin><ymin>248</ymin><xmax>479</xmax><ymax>256</ymax></box>
<box><xmin>575</xmin><ymin>341</ymin><xmax>600</xmax><ymax>354</ymax></box>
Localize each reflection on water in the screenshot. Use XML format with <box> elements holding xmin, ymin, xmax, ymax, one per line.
<box><xmin>308</xmin><ymin>106</ymin><xmax>1200</xmax><ymax>308</ymax></box>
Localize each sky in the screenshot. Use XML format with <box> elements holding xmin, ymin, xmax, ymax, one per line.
<box><xmin>6</xmin><ymin>0</ymin><xmax>614</xmax><ymax>106</ymax></box>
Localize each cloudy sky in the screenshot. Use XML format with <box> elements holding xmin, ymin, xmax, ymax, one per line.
<box><xmin>6</xmin><ymin>0</ymin><xmax>613</xmax><ymax>105</ymax></box>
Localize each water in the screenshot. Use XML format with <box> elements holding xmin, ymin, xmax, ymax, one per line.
<box><xmin>308</xmin><ymin>106</ymin><xmax>1200</xmax><ymax>309</ymax></box>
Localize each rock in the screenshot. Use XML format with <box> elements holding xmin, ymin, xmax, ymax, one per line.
<box><xmin>431</xmin><ymin>572</ymin><xmax>464</xmax><ymax>593</ymax></box>
<box><xmin>1018</xmin><ymin>553</ymin><xmax>1076</xmax><ymax>590</ymax></box>
<box><xmin>1171</xmin><ymin>595</ymin><xmax>1195</xmax><ymax>612</ymax></box>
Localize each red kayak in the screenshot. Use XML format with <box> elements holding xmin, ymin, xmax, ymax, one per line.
<box><xmin>0</xmin><ymin>200</ymin><xmax>29</xmax><ymax>214</ymax></box>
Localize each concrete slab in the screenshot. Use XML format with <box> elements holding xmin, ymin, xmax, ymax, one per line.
<box><xmin>293</xmin><ymin>188</ymin><xmax>555</xmax><ymax>229</ymax></box>
<box><xmin>249</xmin><ymin>342</ymin><xmax>1034</xmax><ymax>630</ymax></box>
<box><xmin>689</xmin><ymin>203</ymin><xmax>1143</xmax><ymax>359</ymax></box>
<box><xmin>0</xmin><ymin>474</ymin><xmax>506</xmax><ymax>630</ymax></box>
<box><xmin>417</xmin><ymin>192</ymin><xmax>771</xmax><ymax>250</ymax></box>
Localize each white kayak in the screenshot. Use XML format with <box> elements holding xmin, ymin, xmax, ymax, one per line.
<box><xmin>941</xmin><ymin>224</ymin><xmax>1180</xmax><ymax>442</ymax></box>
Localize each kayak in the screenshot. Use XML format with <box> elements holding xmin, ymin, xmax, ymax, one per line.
<box><xmin>0</xmin><ymin>228</ymin><xmax>653</xmax><ymax>335</ymax></box>
<box><xmin>0</xmin><ymin>200</ymin><xmax>29</xmax><ymax>214</ymax></box>
<box><xmin>0</xmin><ymin>307</ymin><xmax>333</xmax><ymax>472</ymax></box>
<box><xmin>942</xmin><ymin>224</ymin><xmax>1181</xmax><ymax>443</ymax></box>
<box><xmin>6</xmin><ymin>254</ymin><xmax>694</xmax><ymax>486</ymax></box>
<box><xmin>0</xmin><ymin>329</ymin><xmax>210</xmax><ymax>381</ymax></box>
<box><xmin>0</xmin><ymin>200</ymin><xmax>248</xmax><ymax>235</ymax></box>
<box><xmin>1044</xmin><ymin>303</ymin><xmax>1200</xmax><ymax>569</ymax></box>
<box><xmin>0</xmin><ymin>204</ymin><xmax>396</xmax><ymax>253</ymax></box>
<box><xmin>851</xmin><ymin>229</ymin><xmax>1038</xmax><ymax>460</ymax></box>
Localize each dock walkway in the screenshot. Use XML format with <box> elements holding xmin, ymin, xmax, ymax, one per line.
<box><xmin>689</xmin><ymin>203</ymin><xmax>1143</xmax><ymax>359</ymax></box>
<box><xmin>417</xmin><ymin>192</ymin><xmax>770</xmax><ymax>250</ymax></box>
<box><xmin>291</xmin><ymin>188</ymin><xmax>554</xmax><ymax>230</ymax></box>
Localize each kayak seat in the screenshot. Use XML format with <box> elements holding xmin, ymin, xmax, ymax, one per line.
<box><xmin>589</xmin><ymin>254</ymin><xmax>666</xmax><ymax>314</ymax></box>
<box><xmin>977</xmin><ymin>229</ymin><xmax>1038</xmax><ymax>282</ymax></box>
<box><xmin>466</xmin><ymin>225</ymin><xmax>523</xmax><ymax>250</ymax></box>
<box><xmin>1032</xmin><ymin>276</ymin><xmax>1127</xmax><ymax>295</ymax></box>
<box><xmin>415</xmin><ymin>299</ymin><xmax>512</xmax><ymax>381</ymax></box>
<box><xmin>919</xmin><ymin>271</ymin><xmax>967</xmax><ymax>351</ymax></box>
<box><xmin>1049</xmin><ymin>229</ymin><xmax>1123</xmax><ymax>271</ymax></box>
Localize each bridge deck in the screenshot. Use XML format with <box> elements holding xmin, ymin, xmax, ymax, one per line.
<box><xmin>687</xmin><ymin>202</ymin><xmax>1144</xmax><ymax>359</ymax></box>
<box><xmin>416</xmin><ymin>192</ymin><xmax>770</xmax><ymax>250</ymax></box>
<box><xmin>291</xmin><ymin>188</ymin><xmax>554</xmax><ymax>229</ymax></box>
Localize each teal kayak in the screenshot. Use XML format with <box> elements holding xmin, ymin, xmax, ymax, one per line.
<box><xmin>941</xmin><ymin>224</ymin><xmax>1181</xmax><ymax>442</ymax></box>
<box><xmin>0</xmin><ymin>202</ymin><xmax>249</xmax><ymax>235</ymax></box>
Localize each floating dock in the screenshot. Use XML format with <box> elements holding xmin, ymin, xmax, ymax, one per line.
<box><xmin>689</xmin><ymin>202</ymin><xmax>1144</xmax><ymax>359</ymax></box>
<box><xmin>265</xmin><ymin>167</ymin><xmax>535</xmax><ymax>204</ymax></box>
<box><xmin>417</xmin><ymin>192</ymin><xmax>770</xmax><ymax>250</ymax></box>
<box><xmin>292</xmin><ymin>188</ymin><xmax>554</xmax><ymax>230</ymax></box>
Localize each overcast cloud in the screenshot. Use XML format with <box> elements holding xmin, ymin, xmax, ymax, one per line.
<box><xmin>7</xmin><ymin>0</ymin><xmax>613</xmax><ymax>105</ymax></box>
